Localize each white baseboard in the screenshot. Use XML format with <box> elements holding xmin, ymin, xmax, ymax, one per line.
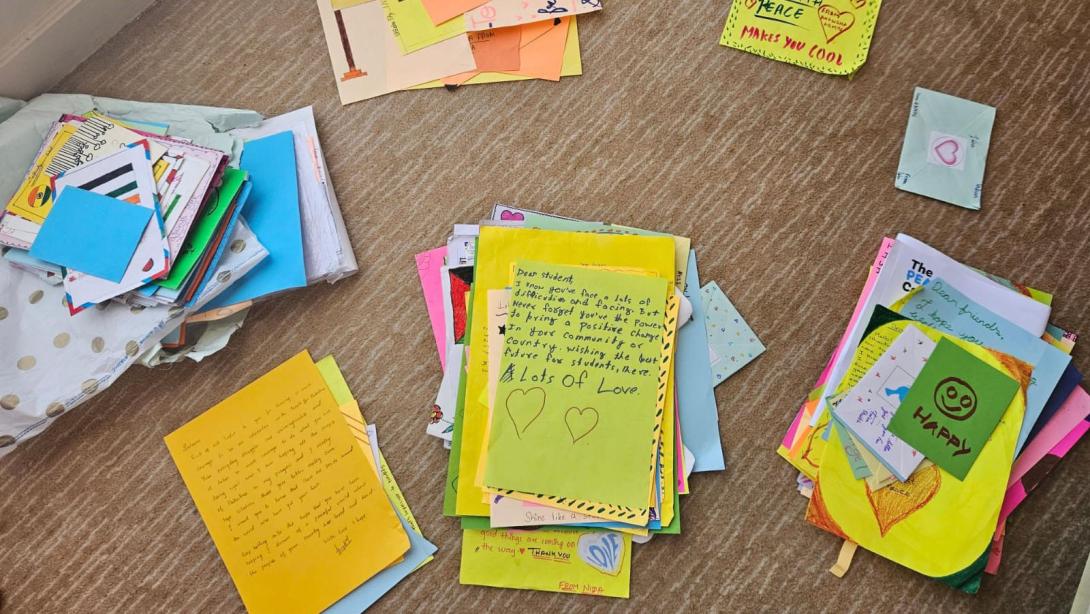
<box><xmin>0</xmin><ymin>0</ymin><xmax>156</xmax><ymax>99</ymax></box>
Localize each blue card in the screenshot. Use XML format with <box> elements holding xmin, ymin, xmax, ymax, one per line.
<box><xmin>202</xmin><ymin>131</ymin><xmax>305</xmax><ymax>309</ymax></box>
<box><xmin>29</xmin><ymin>186</ymin><xmax>152</xmax><ymax>282</ymax></box>
<box><xmin>676</xmin><ymin>251</ymin><xmax>725</xmax><ymax>473</ymax></box>
<box><xmin>700</xmin><ymin>281</ymin><xmax>765</xmax><ymax>386</ymax></box>
<box><xmin>323</xmin><ymin>496</ymin><xmax>437</xmax><ymax>613</ymax></box>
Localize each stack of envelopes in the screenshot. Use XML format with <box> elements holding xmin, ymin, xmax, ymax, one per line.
<box><xmin>316</xmin><ymin>0</ymin><xmax>598</xmax><ymax>105</ymax></box>
<box><xmin>780</xmin><ymin>233</ymin><xmax>1087</xmax><ymax>592</ymax></box>
<box><xmin>416</xmin><ymin>206</ymin><xmax>765</xmax><ymax>598</ymax></box>
<box><xmin>0</xmin><ymin>102</ymin><xmax>356</xmax><ymax>456</ymax></box>
<box><xmin>165</xmin><ymin>351</ymin><xmax>436</xmax><ymax>613</ymax></box>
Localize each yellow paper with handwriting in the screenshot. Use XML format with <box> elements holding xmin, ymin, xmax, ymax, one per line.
<box><xmin>384</xmin><ymin>0</ymin><xmax>466</xmax><ymax>54</ymax></box>
<box><xmin>164</xmin><ymin>351</ymin><xmax>410</xmax><ymax>614</ymax></box>
<box><xmin>461</xmin><ymin>528</ymin><xmax>631</xmax><ymax>598</ymax></box>
<box><xmin>456</xmin><ymin>227</ymin><xmax>675</xmax><ymax>518</ymax></box>
<box><xmin>720</xmin><ymin>0</ymin><xmax>883</xmax><ymax>76</ymax></box>
<box><xmin>806</xmin><ymin>322</ymin><xmax>1027</xmax><ymax>579</ymax></box>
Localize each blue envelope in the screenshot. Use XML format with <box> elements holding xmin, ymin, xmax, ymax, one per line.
<box><xmin>895</xmin><ymin>87</ymin><xmax>996</xmax><ymax>210</ymax></box>
<box><xmin>29</xmin><ymin>186</ymin><xmax>152</xmax><ymax>282</ymax></box>
<box><xmin>676</xmin><ymin>251</ymin><xmax>725</xmax><ymax>473</ymax></box>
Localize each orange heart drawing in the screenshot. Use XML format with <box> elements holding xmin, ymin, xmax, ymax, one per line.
<box><xmin>745</xmin><ymin>0</ymin><xmax>758</xmax><ymax>7</ymax></box>
<box><xmin>865</xmin><ymin>464</ymin><xmax>941</xmax><ymax>536</ymax></box>
<box><xmin>817</xmin><ymin>4</ymin><xmax>856</xmax><ymax>44</ymax></box>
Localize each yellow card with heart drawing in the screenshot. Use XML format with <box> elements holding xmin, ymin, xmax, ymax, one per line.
<box><xmin>720</xmin><ymin>0</ymin><xmax>883</xmax><ymax>76</ymax></box>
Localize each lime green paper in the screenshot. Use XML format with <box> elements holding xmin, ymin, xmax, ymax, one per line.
<box><xmin>889</xmin><ymin>338</ymin><xmax>1020</xmax><ymax>480</ymax></box>
<box><xmin>483</xmin><ymin>261</ymin><xmax>668</xmax><ymax>509</ymax></box>
<box><xmin>157</xmin><ymin>168</ymin><xmax>247</xmax><ymax>290</ymax></box>
<box><xmin>383</xmin><ymin>0</ymin><xmax>466</xmax><ymax>54</ymax></box>
<box><xmin>461</xmin><ymin>528</ymin><xmax>631</xmax><ymax>597</ymax></box>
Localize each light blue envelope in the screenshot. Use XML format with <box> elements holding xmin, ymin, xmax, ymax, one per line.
<box><xmin>323</xmin><ymin>504</ymin><xmax>437</xmax><ymax>614</ymax></box>
<box><xmin>29</xmin><ymin>186</ymin><xmax>152</xmax><ymax>282</ymax></box>
<box><xmin>700</xmin><ymin>281</ymin><xmax>765</xmax><ymax>386</ymax></box>
<box><xmin>895</xmin><ymin>87</ymin><xmax>996</xmax><ymax>210</ymax></box>
<box><xmin>677</xmin><ymin>251</ymin><xmax>725</xmax><ymax>472</ymax></box>
<box><xmin>896</xmin><ymin>277</ymin><xmax>1070</xmax><ymax>454</ymax></box>
<box><xmin>202</xmin><ymin>131</ymin><xmax>305</xmax><ymax>309</ymax></box>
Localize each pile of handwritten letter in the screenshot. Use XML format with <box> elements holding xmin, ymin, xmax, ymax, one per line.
<box><xmin>416</xmin><ymin>206</ymin><xmax>764</xmax><ymax>597</ymax></box>
<box><xmin>780</xmin><ymin>233</ymin><xmax>1087</xmax><ymax>592</ymax></box>
<box><xmin>316</xmin><ymin>0</ymin><xmax>599</xmax><ymax>104</ymax></box>
<box><xmin>0</xmin><ymin>96</ymin><xmax>356</xmax><ymax>456</ymax></box>
<box><xmin>165</xmin><ymin>351</ymin><xmax>435</xmax><ymax>613</ymax></box>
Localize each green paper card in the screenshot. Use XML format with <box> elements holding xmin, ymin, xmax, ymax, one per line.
<box><xmin>156</xmin><ymin>167</ymin><xmax>247</xmax><ymax>290</ymax></box>
<box><xmin>888</xmin><ymin>338</ymin><xmax>1019</xmax><ymax>480</ymax></box>
<box><xmin>483</xmin><ymin>261</ymin><xmax>668</xmax><ymax>509</ymax></box>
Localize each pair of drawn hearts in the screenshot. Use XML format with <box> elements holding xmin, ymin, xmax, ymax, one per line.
<box><xmin>499</xmin><ymin>210</ymin><xmax>525</xmax><ymax>221</ymax></box>
<box><xmin>577</xmin><ymin>532</ymin><xmax>624</xmax><ymax>575</ymax></box>
<box><xmin>933</xmin><ymin>138</ymin><xmax>961</xmax><ymax>166</ymax></box>
<box><xmin>864</xmin><ymin>464</ymin><xmax>941</xmax><ymax>536</ymax></box>
<box><xmin>505</xmin><ymin>388</ymin><xmax>599</xmax><ymax>443</ymax></box>
<box><xmin>817</xmin><ymin>4</ymin><xmax>856</xmax><ymax>44</ymax></box>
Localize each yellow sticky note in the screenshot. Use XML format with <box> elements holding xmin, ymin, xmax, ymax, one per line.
<box><xmin>461</xmin><ymin>528</ymin><xmax>631</xmax><ymax>598</ymax></box>
<box><xmin>455</xmin><ymin>227</ymin><xmax>675</xmax><ymax>518</ymax></box>
<box><xmin>164</xmin><ymin>351</ymin><xmax>410</xmax><ymax>614</ymax></box>
<box><xmin>720</xmin><ymin>0</ymin><xmax>882</xmax><ymax>76</ymax></box>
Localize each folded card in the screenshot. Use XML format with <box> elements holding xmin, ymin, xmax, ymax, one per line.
<box><xmin>895</xmin><ymin>87</ymin><xmax>996</xmax><ymax>210</ymax></box>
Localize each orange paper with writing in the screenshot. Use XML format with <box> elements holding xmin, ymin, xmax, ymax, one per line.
<box><xmin>444</xmin><ymin>17</ymin><xmax>569</xmax><ymax>85</ymax></box>
<box><xmin>164</xmin><ymin>351</ymin><xmax>409</xmax><ymax>614</ymax></box>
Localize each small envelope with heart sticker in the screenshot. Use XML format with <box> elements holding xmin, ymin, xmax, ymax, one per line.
<box><xmin>895</xmin><ymin>87</ymin><xmax>996</xmax><ymax>210</ymax></box>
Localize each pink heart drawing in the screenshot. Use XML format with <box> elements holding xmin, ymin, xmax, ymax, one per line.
<box><xmin>933</xmin><ymin>139</ymin><xmax>960</xmax><ymax>166</ymax></box>
<box><xmin>499</xmin><ymin>210</ymin><xmax>525</xmax><ymax>221</ymax></box>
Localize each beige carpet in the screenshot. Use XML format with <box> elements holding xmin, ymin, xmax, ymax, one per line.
<box><xmin>2</xmin><ymin>0</ymin><xmax>1090</xmax><ymax>611</ymax></box>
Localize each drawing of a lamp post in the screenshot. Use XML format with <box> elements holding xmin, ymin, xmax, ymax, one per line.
<box><xmin>331</xmin><ymin>0</ymin><xmax>368</xmax><ymax>81</ymax></box>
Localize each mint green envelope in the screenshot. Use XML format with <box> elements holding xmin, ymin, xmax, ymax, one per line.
<box><xmin>895</xmin><ymin>87</ymin><xmax>996</xmax><ymax>211</ymax></box>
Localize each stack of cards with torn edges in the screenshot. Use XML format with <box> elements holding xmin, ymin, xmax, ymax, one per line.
<box><xmin>777</xmin><ymin>233</ymin><xmax>1088</xmax><ymax>592</ymax></box>
<box><xmin>165</xmin><ymin>351</ymin><xmax>436</xmax><ymax>613</ymax></box>
<box><xmin>414</xmin><ymin>205</ymin><xmax>765</xmax><ymax>598</ymax></box>
<box><xmin>0</xmin><ymin>107</ymin><xmax>355</xmax><ymax>332</ymax></box>
<box><xmin>316</xmin><ymin>0</ymin><xmax>599</xmax><ymax>105</ymax></box>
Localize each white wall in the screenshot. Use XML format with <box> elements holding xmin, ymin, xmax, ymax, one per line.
<box><xmin>0</xmin><ymin>0</ymin><xmax>156</xmax><ymax>100</ymax></box>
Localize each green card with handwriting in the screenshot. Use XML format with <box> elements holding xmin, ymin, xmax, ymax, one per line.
<box><xmin>482</xmin><ymin>261</ymin><xmax>668</xmax><ymax>509</ymax></box>
<box><xmin>888</xmin><ymin>338</ymin><xmax>1019</xmax><ymax>480</ymax></box>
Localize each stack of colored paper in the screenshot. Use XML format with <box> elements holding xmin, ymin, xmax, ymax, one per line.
<box><xmin>316</xmin><ymin>0</ymin><xmax>598</xmax><ymax>105</ymax></box>
<box><xmin>779</xmin><ymin>233</ymin><xmax>1087</xmax><ymax>592</ymax></box>
<box><xmin>416</xmin><ymin>206</ymin><xmax>765</xmax><ymax>598</ymax></box>
<box><xmin>165</xmin><ymin>351</ymin><xmax>436</xmax><ymax>613</ymax></box>
<box><xmin>0</xmin><ymin>100</ymin><xmax>357</xmax><ymax>457</ymax></box>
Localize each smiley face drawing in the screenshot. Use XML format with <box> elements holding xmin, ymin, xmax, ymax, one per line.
<box><xmin>933</xmin><ymin>377</ymin><xmax>977</xmax><ymax>421</ymax></box>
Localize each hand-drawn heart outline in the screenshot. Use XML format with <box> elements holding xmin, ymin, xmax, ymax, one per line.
<box><xmin>564</xmin><ymin>407</ymin><xmax>599</xmax><ymax>443</ymax></box>
<box><xmin>499</xmin><ymin>210</ymin><xmax>525</xmax><ymax>221</ymax></box>
<box><xmin>817</xmin><ymin>4</ymin><xmax>855</xmax><ymax>44</ymax></box>
<box><xmin>505</xmin><ymin>388</ymin><xmax>546</xmax><ymax>438</ymax></box>
<box><xmin>744</xmin><ymin>0</ymin><xmax>758</xmax><ymax>8</ymax></box>
<box><xmin>933</xmin><ymin>138</ymin><xmax>960</xmax><ymax>166</ymax></box>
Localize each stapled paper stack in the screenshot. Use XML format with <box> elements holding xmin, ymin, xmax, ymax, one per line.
<box><xmin>316</xmin><ymin>0</ymin><xmax>600</xmax><ymax>105</ymax></box>
<box><xmin>165</xmin><ymin>351</ymin><xmax>436</xmax><ymax>613</ymax></box>
<box><xmin>779</xmin><ymin>233</ymin><xmax>1087</xmax><ymax>592</ymax></box>
<box><xmin>0</xmin><ymin>100</ymin><xmax>357</xmax><ymax>457</ymax></box>
<box><xmin>416</xmin><ymin>205</ymin><xmax>764</xmax><ymax>597</ymax></box>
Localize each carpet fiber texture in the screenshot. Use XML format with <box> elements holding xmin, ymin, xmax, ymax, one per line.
<box><xmin>2</xmin><ymin>0</ymin><xmax>1090</xmax><ymax>611</ymax></box>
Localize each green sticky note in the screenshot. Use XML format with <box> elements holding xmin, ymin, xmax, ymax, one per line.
<box><xmin>482</xmin><ymin>261</ymin><xmax>668</xmax><ymax>509</ymax></box>
<box><xmin>156</xmin><ymin>167</ymin><xmax>247</xmax><ymax>290</ymax></box>
<box><xmin>888</xmin><ymin>338</ymin><xmax>1019</xmax><ymax>480</ymax></box>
